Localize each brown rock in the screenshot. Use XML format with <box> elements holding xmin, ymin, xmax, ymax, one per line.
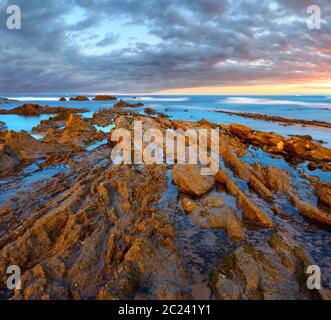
<box><xmin>172</xmin><ymin>164</ymin><xmax>215</xmax><ymax>197</ymax></box>
<box><xmin>181</xmin><ymin>198</ymin><xmax>196</xmax><ymax>213</ymax></box>
<box><xmin>92</xmin><ymin>95</ymin><xmax>117</xmax><ymax>101</ymax></box>
<box><xmin>316</xmin><ymin>184</ymin><xmax>331</xmax><ymax>207</ymax></box>
<box><xmin>69</xmin><ymin>96</ymin><xmax>90</xmax><ymax>101</ymax></box>
<box><xmin>114</xmin><ymin>100</ymin><xmax>144</xmax><ymax>108</ymax></box>
<box><xmin>216</xmin><ymin>170</ymin><xmax>274</xmax><ymax>227</ymax></box>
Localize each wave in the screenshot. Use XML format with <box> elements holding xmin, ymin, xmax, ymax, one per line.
<box><xmin>218</xmin><ymin>97</ymin><xmax>331</xmax><ymax>108</ymax></box>
<box><xmin>132</xmin><ymin>96</ymin><xmax>190</xmax><ymax>102</ymax></box>
<box><xmin>10</xmin><ymin>96</ymin><xmax>61</xmax><ymax>102</ymax></box>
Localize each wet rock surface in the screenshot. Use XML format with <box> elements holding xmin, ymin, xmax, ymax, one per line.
<box><xmin>0</xmin><ymin>107</ymin><xmax>330</xmax><ymax>300</ymax></box>
<box><xmin>217</xmin><ymin>110</ymin><xmax>331</xmax><ymax>129</ymax></box>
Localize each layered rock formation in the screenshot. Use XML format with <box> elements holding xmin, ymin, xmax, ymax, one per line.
<box><xmin>0</xmin><ymin>107</ymin><xmax>330</xmax><ymax>300</ymax></box>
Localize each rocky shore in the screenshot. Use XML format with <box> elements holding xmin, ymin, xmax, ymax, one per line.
<box><xmin>216</xmin><ymin>110</ymin><xmax>331</xmax><ymax>129</ymax></box>
<box><xmin>0</xmin><ymin>104</ymin><xmax>330</xmax><ymax>300</ymax></box>
<box><xmin>0</xmin><ymin>98</ymin><xmax>17</xmax><ymax>104</ymax></box>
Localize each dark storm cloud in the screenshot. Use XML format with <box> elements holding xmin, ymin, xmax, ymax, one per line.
<box><xmin>0</xmin><ymin>0</ymin><xmax>330</xmax><ymax>93</ymax></box>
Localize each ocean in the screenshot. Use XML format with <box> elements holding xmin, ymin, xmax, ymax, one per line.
<box><xmin>1</xmin><ymin>94</ymin><xmax>331</xmax><ymax>146</ymax></box>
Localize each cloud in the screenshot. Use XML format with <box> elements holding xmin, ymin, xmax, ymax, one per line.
<box><xmin>0</xmin><ymin>0</ymin><xmax>330</xmax><ymax>93</ymax></box>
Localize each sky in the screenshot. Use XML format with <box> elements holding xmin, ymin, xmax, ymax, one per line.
<box><xmin>0</xmin><ymin>0</ymin><xmax>331</xmax><ymax>95</ymax></box>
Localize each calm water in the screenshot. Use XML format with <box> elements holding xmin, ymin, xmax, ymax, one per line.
<box><xmin>1</xmin><ymin>95</ymin><xmax>331</xmax><ymax>146</ymax></box>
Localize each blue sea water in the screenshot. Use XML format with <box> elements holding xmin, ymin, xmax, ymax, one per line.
<box><xmin>1</xmin><ymin>94</ymin><xmax>331</xmax><ymax>146</ymax></box>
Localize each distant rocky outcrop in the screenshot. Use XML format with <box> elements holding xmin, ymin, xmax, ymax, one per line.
<box><xmin>0</xmin><ymin>98</ymin><xmax>17</xmax><ymax>104</ymax></box>
<box><xmin>69</xmin><ymin>96</ymin><xmax>90</xmax><ymax>101</ymax></box>
<box><xmin>59</xmin><ymin>97</ymin><xmax>67</xmax><ymax>101</ymax></box>
<box><xmin>92</xmin><ymin>95</ymin><xmax>117</xmax><ymax>101</ymax></box>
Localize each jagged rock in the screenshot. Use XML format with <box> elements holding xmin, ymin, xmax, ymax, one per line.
<box><xmin>60</xmin><ymin>114</ymin><xmax>103</xmax><ymax>147</ymax></box>
<box><xmin>316</xmin><ymin>184</ymin><xmax>331</xmax><ymax>207</ymax></box>
<box><xmin>32</xmin><ymin>113</ymin><xmax>69</xmax><ymax>133</ymax></box>
<box><xmin>215</xmin><ymin>170</ymin><xmax>274</xmax><ymax>227</ymax></box>
<box><xmin>291</xmin><ymin>195</ymin><xmax>331</xmax><ymax>226</ymax></box>
<box><xmin>173</xmin><ymin>164</ymin><xmax>215</xmax><ymax>197</ymax></box>
<box><xmin>0</xmin><ymin>130</ymin><xmax>69</xmax><ymax>175</ymax></box>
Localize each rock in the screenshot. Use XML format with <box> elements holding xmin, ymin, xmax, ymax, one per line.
<box><xmin>308</xmin><ymin>161</ymin><xmax>319</xmax><ymax>171</ymax></box>
<box><xmin>0</xmin><ymin>121</ymin><xmax>6</xmax><ymax>130</ymax></box>
<box><xmin>69</xmin><ymin>96</ymin><xmax>90</xmax><ymax>101</ymax></box>
<box><xmin>212</xmin><ymin>275</ymin><xmax>242</xmax><ymax>300</ymax></box>
<box><xmin>92</xmin><ymin>95</ymin><xmax>117</xmax><ymax>101</ymax></box>
<box><xmin>0</xmin><ymin>97</ymin><xmax>17</xmax><ymax>104</ymax></box>
<box><xmin>284</xmin><ymin>137</ymin><xmax>331</xmax><ymax>162</ymax></box>
<box><xmin>316</xmin><ymin>184</ymin><xmax>331</xmax><ymax>207</ymax></box>
<box><xmin>181</xmin><ymin>198</ymin><xmax>196</xmax><ymax>213</ymax></box>
<box><xmin>215</xmin><ymin>169</ymin><xmax>274</xmax><ymax>228</ymax></box>
<box><xmin>291</xmin><ymin>195</ymin><xmax>331</xmax><ymax>226</ymax></box>
<box><xmin>229</xmin><ymin>124</ymin><xmax>253</xmax><ymax>140</ymax></box>
<box><xmin>189</xmin><ymin>194</ymin><xmax>246</xmax><ymax>241</ymax></box>
<box><xmin>0</xmin><ymin>104</ymin><xmax>87</xmax><ymax>116</ymax></box>
<box><xmin>172</xmin><ymin>164</ymin><xmax>215</xmax><ymax>197</ymax></box>
<box><xmin>61</xmin><ymin>114</ymin><xmax>101</xmax><ymax>147</ymax></box>
<box><xmin>114</xmin><ymin>99</ymin><xmax>144</xmax><ymax>108</ymax></box>
<box><xmin>211</xmin><ymin>240</ymin><xmax>315</xmax><ymax>300</ymax></box>
<box><xmin>262</xmin><ymin>165</ymin><xmax>292</xmax><ymax>193</ymax></box>
<box><xmin>59</xmin><ymin>97</ymin><xmax>67</xmax><ymax>101</ymax></box>
<box><xmin>144</xmin><ymin>108</ymin><xmax>168</xmax><ymax>118</ymax></box>
<box><xmin>32</xmin><ymin>113</ymin><xmax>68</xmax><ymax>133</ymax></box>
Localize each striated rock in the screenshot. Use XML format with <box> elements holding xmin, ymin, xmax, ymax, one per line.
<box><xmin>173</xmin><ymin>164</ymin><xmax>215</xmax><ymax>197</ymax></box>
<box><xmin>218</xmin><ymin>110</ymin><xmax>331</xmax><ymax>129</ymax></box>
<box><xmin>215</xmin><ymin>169</ymin><xmax>274</xmax><ymax>227</ymax></box>
<box><xmin>229</xmin><ymin>123</ymin><xmax>331</xmax><ymax>162</ymax></box>
<box><xmin>316</xmin><ymin>184</ymin><xmax>331</xmax><ymax>207</ymax></box>
<box><xmin>69</xmin><ymin>96</ymin><xmax>90</xmax><ymax>101</ymax></box>
<box><xmin>92</xmin><ymin>95</ymin><xmax>117</xmax><ymax>101</ymax></box>
<box><xmin>229</xmin><ymin>124</ymin><xmax>253</xmax><ymax>140</ymax></box>
<box><xmin>291</xmin><ymin>195</ymin><xmax>331</xmax><ymax>226</ymax></box>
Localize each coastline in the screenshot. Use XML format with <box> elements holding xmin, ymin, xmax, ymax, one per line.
<box><xmin>0</xmin><ymin>99</ymin><xmax>330</xmax><ymax>300</ymax></box>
